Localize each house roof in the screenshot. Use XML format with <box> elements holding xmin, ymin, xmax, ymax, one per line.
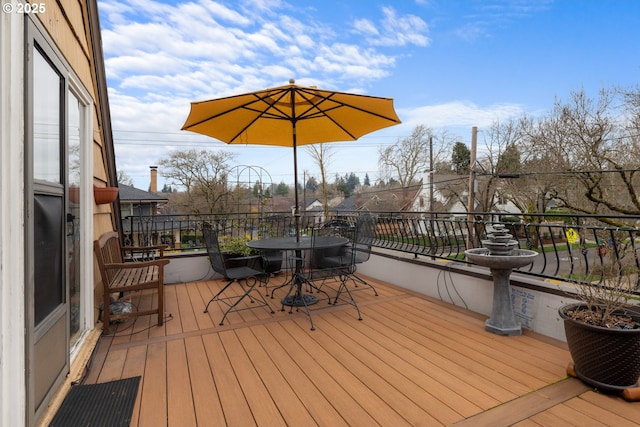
<box><xmin>118</xmin><ymin>184</ymin><xmax>169</xmax><ymax>203</ymax></box>
<box><xmin>333</xmin><ymin>194</ymin><xmax>359</xmax><ymax>211</ymax></box>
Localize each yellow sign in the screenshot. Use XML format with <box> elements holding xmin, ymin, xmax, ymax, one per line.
<box><xmin>565</xmin><ymin>228</ymin><xmax>578</xmax><ymax>244</ymax></box>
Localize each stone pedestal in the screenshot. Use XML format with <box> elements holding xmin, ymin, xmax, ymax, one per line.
<box><xmin>485</xmin><ymin>267</ymin><xmax>522</xmax><ymax>336</ymax></box>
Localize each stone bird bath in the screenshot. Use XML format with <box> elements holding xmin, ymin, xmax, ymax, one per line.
<box><xmin>465</xmin><ymin>224</ymin><xmax>538</xmax><ymax>336</ymax></box>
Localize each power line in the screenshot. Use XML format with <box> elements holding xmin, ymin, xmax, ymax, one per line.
<box><xmin>477</xmin><ymin>168</ymin><xmax>640</xmax><ymax>177</ymax></box>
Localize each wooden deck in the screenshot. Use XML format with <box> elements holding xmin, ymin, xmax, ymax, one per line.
<box><xmin>84</xmin><ymin>274</ymin><xmax>640</xmax><ymax>426</ymax></box>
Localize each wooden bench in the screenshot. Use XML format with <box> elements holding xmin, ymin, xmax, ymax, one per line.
<box><xmin>94</xmin><ymin>231</ymin><xmax>169</xmax><ymax>334</ymax></box>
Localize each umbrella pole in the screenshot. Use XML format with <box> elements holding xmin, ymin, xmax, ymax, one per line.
<box><xmin>292</xmin><ymin>126</ymin><xmax>301</xmax><ymax>242</ymax></box>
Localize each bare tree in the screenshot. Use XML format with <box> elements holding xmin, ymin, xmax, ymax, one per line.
<box><xmin>520</xmin><ymin>88</ymin><xmax>640</xmax><ymax>223</ymax></box>
<box><xmin>443</xmin><ymin>119</ymin><xmax>528</xmax><ymax>213</ymax></box>
<box><xmin>476</xmin><ymin>119</ymin><xmax>528</xmax><ymax>213</ymax></box>
<box><xmin>117</xmin><ymin>170</ymin><xmax>134</xmax><ymax>186</ymax></box>
<box><xmin>306</xmin><ymin>143</ymin><xmax>334</xmax><ymax>219</ymax></box>
<box><xmin>379</xmin><ymin>125</ymin><xmax>454</xmax><ymax>188</ymax></box>
<box><xmin>159</xmin><ymin>149</ymin><xmax>235</xmax><ymax>214</ymax></box>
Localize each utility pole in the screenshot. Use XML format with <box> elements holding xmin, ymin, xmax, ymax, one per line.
<box><xmin>429</xmin><ymin>136</ymin><xmax>434</xmax><ymax>214</ymax></box>
<box><xmin>467</xmin><ymin>126</ymin><xmax>478</xmax><ymax>249</ymax></box>
<box><xmin>429</xmin><ymin>136</ymin><xmax>436</xmax><ymax>259</ymax></box>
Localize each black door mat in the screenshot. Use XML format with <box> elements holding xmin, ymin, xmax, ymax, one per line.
<box><xmin>49</xmin><ymin>376</ymin><xmax>141</xmax><ymax>427</ymax></box>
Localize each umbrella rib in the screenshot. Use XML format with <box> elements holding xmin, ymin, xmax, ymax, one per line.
<box><xmin>226</xmin><ymin>90</ymin><xmax>301</xmax><ymax>142</ymax></box>
<box><xmin>301</xmin><ymin>93</ymin><xmax>399</xmax><ymax>123</ymax></box>
<box><xmin>182</xmin><ymin>88</ymin><xmax>291</xmax><ymax>132</ymax></box>
<box><xmin>219</xmin><ymin>90</ymin><xmax>296</xmax><ymax>143</ymax></box>
<box><xmin>294</xmin><ymin>92</ymin><xmax>399</xmax><ymax>141</ymax></box>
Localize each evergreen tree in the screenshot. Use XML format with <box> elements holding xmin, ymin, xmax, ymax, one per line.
<box><xmin>451</xmin><ymin>142</ymin><xmax>471</xmax><ymax>174</ymax></box>
<box><xmin>275</xmin><ymin>181</ymin><xmax>289</xmax><ymax>196</ymax></box>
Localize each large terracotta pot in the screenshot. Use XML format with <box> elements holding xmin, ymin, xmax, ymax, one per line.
<box><xmin>559</xmin><ymin>303</ymin><xmax>640</xmax><ymax>392</ymax></box>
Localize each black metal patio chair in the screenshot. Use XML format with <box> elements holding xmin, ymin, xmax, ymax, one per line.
<box><xmin>202</xmin><ymin>228</ymin><xmax>274</xmax><ymax>325</ymax></box>
<box><xmin>346</xmin><ymin>214</ymin><xmax>379</xmax><ymax>296</ymax></box>
<box><xmin>305</xmin><ymin>227</ymin><xmax>362</xmax><ymax>321</ymax></box>
<box><xmin>314</xmin><ymin>214</ymin><xmax>378</xmax><ymax>297</ymax></box>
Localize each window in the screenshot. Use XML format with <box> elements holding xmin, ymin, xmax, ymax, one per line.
<box><xmin>32</xmin><ymin>46</ymin><xmax>64</xmax><ymax>325</ymax></box>
<box><xmin>33</xmin><ymin>48</ymin><xmax>62</xmax><ymax>184</ymax></box>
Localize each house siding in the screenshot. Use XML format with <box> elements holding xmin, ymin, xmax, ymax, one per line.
<box><xmin>1</xmin><ymin>2</ymin><xmax>119</xmax><ymax>426</ymax></box>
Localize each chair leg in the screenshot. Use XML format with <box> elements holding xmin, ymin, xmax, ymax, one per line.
<box><xmin>203</xmin><ymin>279</ymin><xmax>234</xmax><ymax>313</ymax></box>
<box><xmin>351</xmin><ymin>273</ymin><xmax>379</xmax><ymax>296</ymax></box>
<box><xmin>334</xmin><ymin>274</ymin><xmax>363</xmax><ymax>321</ymax></box>
<box><xmin>280</xmin><ymin>274</ymin><xmax>316</xmax><ymax>331</ymax></box>
<box><xmin>241</xmin><ymin>280</ymin><xmax>275</xmax><ymax>314</ymax></box>
<box><xmin>306</xmin><ymin>278</ymin><xmax>332</xmax><ymax>304</ymax></box>
<box><xmin>268</xmin><ymin>275</ymin><xmax>294</xmax><ymax>299</ymax></box>
<box><xmin>205</xmin><ymin>277</ymin><xmax>274</xmax><ymax>326</ymax></box>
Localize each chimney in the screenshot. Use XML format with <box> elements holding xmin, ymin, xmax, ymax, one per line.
<box><xmin>150</xmin><ymin>166</ymin><xmax>158</xmax><ymax>193</ymax></box>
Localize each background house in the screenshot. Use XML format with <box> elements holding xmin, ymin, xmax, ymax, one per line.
<box><xmin>409</xmin><ymin>171</ymin><xmax>522</xmax><ymax>217</ymax></box>
<box><xmin>119</xmin><ymin>183</ymin><xmax>170</xmax><ymax>247</ymax></box>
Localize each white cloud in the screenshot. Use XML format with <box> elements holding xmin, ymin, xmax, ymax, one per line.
<box><xmin>353</xmin><ymin>6</ymin><xmax>430</xmax><ymax>47</ymax></box>
<box><xmin>400</xmin><ymin>101</ymin><xmax>526</xmax><ymax>130</ymax></box>
<box><xmin>100</xmin><ymin>0</ymin><xmax>415</xmax><ymax>98</ymax></box>
<box><xmin>353</xmin><ymin>18</ymin><xmax>379</xmax><ymax>36</ymax></box>
<box><xmin>98</xmin><ymin>0</ymin><xmax>434</xmax><ymax>187</ymax></box>
<box><xmin>454</xmin><ymin>0</ymin><xmax>554</xmax><ymax>41</ymax></box>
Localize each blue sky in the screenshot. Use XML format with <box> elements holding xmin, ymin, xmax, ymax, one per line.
<box><xmin>97</xmin><ymin>0</ymin><xmax>640</xmax><ymax>190</ymax></box>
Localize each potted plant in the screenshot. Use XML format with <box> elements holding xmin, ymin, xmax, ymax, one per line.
<box><xmin>558</xmin><ymin>236</ymin><xmax>640</xmax><ymax>398</ymax></box>
<box><xmin>219</xmin><ymin>236</ymin><xmax>262</xmax><ymax>270</ymax></box>
<box><xmin>219</xmin><ymin>235</ymin><xmax>256</xmax><ymax>257</ymax></box>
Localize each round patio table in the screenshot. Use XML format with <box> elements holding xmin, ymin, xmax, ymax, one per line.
<box><xmin>247</xmin><ymin>236</ymin><xmax>349</xmax><ymax>307</ymax></box>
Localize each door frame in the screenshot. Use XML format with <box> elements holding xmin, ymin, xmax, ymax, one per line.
<box><xmin>24</xmin><ymin>15</ymin><xmax>94</xmax><ymax>425</ymax></box>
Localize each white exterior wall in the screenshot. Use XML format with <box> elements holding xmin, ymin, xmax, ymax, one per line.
<box><xmin>0</xmin><ymin>5</ymin><xmax>27</xmax><ymax>427</ymax></box>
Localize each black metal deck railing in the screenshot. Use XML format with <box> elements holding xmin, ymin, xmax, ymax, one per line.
<box><xmin>122</xmin><ymin>210</ymin><xmax>640</xmax><ymax>291</ymax></box>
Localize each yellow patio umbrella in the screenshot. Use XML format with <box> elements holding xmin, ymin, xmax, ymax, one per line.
<box><xmin>181</xmin><ymin>79</ymin><xmax>401</xmax><ymax>239</ymax></box>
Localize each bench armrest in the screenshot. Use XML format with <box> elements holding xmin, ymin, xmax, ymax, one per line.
<box><xmin>103</xmin><ymin>258</ymin><xmax>170</xmax><ymax>270</ymax></box>
<box><xmin>122</xmin><ymin>244</ymin><xmax>168</xmax><ymax>251</ymax></box>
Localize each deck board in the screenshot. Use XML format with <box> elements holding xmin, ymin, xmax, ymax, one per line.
<box><xmin>84</xmin><ymin>274</ymin><xmax>640</xmax><ymax>426</ymax></box>
<box><xmin>266</xmin><ymin>320</ymin><xmax>381</xmax><ymax>427</ymax></box>
<box><xmin>393</xmin><ymin>299</ymin><xmax>561</xmax><ymax>384</ymax></box>
<box><xmin>184</xmin><ymin>335</ymin><xmax>226</xmax><ymax>427</ymax></box>
<box><xmin>234</xmin><ymin>327</ymin><xmax>320</xmax><ymax>426</ymax></box>
<box><xmin>368</xmin><ymin>302</ymin><xmax>531</xmax><ymax>401</ymax></box>
<box><xmin>251</xmin><ymin>324</ymin><xmax>346</xmax><ymax>427</ymax></box>
<box><xmin>166</xmin><ymin>339</ymin><xmax>196</xmax><ymax>427</ymax></box>
<box><xmin>202</xmin><ymin>332</ymin><xmax>256</xmax><ymax>426</ymax></box>
<box><xmin>219</xmin><ymin>330</ymin><xmax>287</xmax><ymax>426</ymax></box>
<box><xmin>138</xmin><ymin>342</ymin><xmax>167</xmax><ymax>427</ymax></box>
<box><xmin>322</xmin><ymin>310</ymin><xmax>486</xmax><ymax>422</ymax></box>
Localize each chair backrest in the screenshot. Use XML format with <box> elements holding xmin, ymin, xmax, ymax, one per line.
<box><xmin>94</xmin><ymin>231</ymin><xmax>125</xmax><ymax>285</ymax></box>
<box><xmin>308</xmin><ymin>227</ymin><xmax>354</xmax><ymax>278</ymax></box>
<box><xmin>203</xmin><ymin>228</ymin><xmax>227</xmax><ymax>276</ymax></box>
<box><xmin>353</xmin><ymin>214</ymin><xmax>375</xmax><ymax>263</ymax></box>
